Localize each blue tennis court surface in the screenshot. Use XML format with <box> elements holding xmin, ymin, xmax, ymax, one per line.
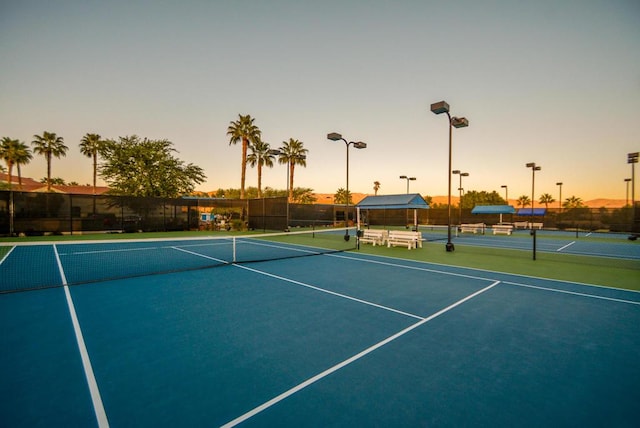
<box><xmin>1</xmin><ymin>237</ymin><xmax>640</xmax><ymax>427</ymax></box>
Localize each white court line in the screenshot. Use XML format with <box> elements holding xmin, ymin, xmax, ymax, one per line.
<box><xmin>503</xmin><ymin>281</ymin><xmax>640</xmax><ymax>306</ymax></box>
<box><xmin>234</xmin><ymin>264</ymin><xmax>425</xmax><ymax>320</ymax></box>
<box><xmin>220</xmin><ymin>280</ymin><xmax>501</xmax><ymax>428</ymax></box>
<box><xmin>53</xmin><ymin>245</ymin><xmax>109</xmax><ymax>428</ymax></box>
<box><xmin>0</xmin><ymin>245</ymin><xmax>16</xmax><ymax>265</ymax></box>
<box><xmin>556</xmin><ymin>241</ymin><xmax>576</xmax><ymax>252</ymax></box>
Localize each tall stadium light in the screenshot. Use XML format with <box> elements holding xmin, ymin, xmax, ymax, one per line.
<box><xmin>556</xmin><ymin>182</ymin><xmax>563</xmax><ymax>212</ymax></box>
<box><xmin>501</xmin><ymin>185</ymin><xmax>508</xmax><ymax>204</ymax></box>
<box><xmin>628</xmin><ymin>152</ymin><xmax>638</xmax><ymax>215</ymax></box>
<box><xmin>526</xmin><ymin>162</ymin><xmax>541</xmax><ymax>260</ymax></box>
<box><xmin>431</xmin><ymin>100</ymin><xmax>469</xmax><ymax>252</ymax></box>
<box><xmin>625</xmin><ymin>178</ymin><xmax>632</xmax><ymax>207</ymax></box>
<box><xmin>452</xmin><ymin>171</ymin><xmax>469</xmax><ymax>225</ymax></box>
<box><xmin>328</xmin><ymin>132</ymin><xmax>367</xmax><ymax>241</ymax></box>
<box><xmin>399</xmin><ymin>175</ymin><xmax>416</xmax><ymax>193</ymax></box>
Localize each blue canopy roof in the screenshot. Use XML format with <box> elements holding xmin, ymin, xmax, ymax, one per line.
<box><xmin>517</xmin><ymin>208</ymin><xmax>547</xmax><ymax>216</ymax></box>
<box><xmin>471</xmin><ymin>205</ymin><xmax>516</xmax><ymax>215</ymax></box>
<box><xmin>356</xmin><ymin>193</ymin><xmax>429</xmax><ymax>210</ymax></box>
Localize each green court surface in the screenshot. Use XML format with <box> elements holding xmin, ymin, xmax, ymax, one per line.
<box><xmin>1</xmin><ymin>230</ymin><xmax>639</xmax><ymax>426</ymax></box>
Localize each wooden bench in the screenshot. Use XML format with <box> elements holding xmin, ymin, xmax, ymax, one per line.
<box><xmin>514</xmin><ymin>221</ymin><xmax>528</xmax><ymax>229</ymax></box>
<box><xmin>492</xmin><ymin>224</ymin><xmax>513</xmax><ymax>235</ymax></box>
<box><xmin>359</xmin><ymin>229</ymin><xmax>388</xmax><ymax>246</ymax></box>
<box><xmin>459</xmin><ymin>223</ymin><xmax>485</xmax><ymax>234</ymax></box>
<box><xmin>387</xmin><ymin>230</ymin><xmax>423</xmax><ymax>249</ymax></box>
<box><xmin>529</xmin><ymin>222</ymin><xmax>543</xmax><ymax>230</ymax></box>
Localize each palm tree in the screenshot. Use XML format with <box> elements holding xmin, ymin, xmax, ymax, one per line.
<box><xmin>14</xmin><ymin>141</ymin><xmax>32</xmax><ymax>190</ymax></box>
<box><xmin>373</xmin><ymin>181</ymin><xmax>381</xmax><ymax>195</ymax></box>
<box><xmin>539</xmin><ymin>193</ymin><xmax>555</xmax><ymax>209</ymax></box>
<box><xmin>334</xmin><ymin>187</ymin><xmax>352</xmax><ymax>205</ymax></box>
<box><xmin>517</xmin><ymin>195</ymin><xmax>531</xmax><ymax>208</ymax></box>
<box><xmin>563</xmin><ymin>196</ymin><xmax>584</xmax><ymax>209</ymax></box>
<box><xmin>79</xmin><ymin>133</ymin><xmax>104</xmax><ymax>195</ymax></box>
<box><xmin>227</xmin><ymin>114</ymin><xmax>261</xmax><ymax>199</ymax></box>
<box><xmin>32</xmin><ymin>131</ymin><xmax>68</xmax><ymax>191</ymax></box>
<box><xmin>246</xmin><ymin>139</ymin><xmax>275</xmax><ymax>198</ymax></box>
<box><xmin>0</xmin><ymin>137</ymin><xmax>21</xmax><ymax>189</ymax></box>
<box><xmin>277</xmin><ymin>138</ymin><xmax>308</xmax><ymax>201</ymax></box>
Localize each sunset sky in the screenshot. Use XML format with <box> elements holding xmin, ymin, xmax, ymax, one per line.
<box><xmin>1</xmin><ymin>0</ymin><xmax>638</xmax><ymax>201</ymax></box>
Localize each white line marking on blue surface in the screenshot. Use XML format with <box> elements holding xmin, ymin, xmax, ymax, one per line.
<box><xmin>504</xmin><ymin>281</ymin><xmax>640</xmax><ymax>305</ymax></box>
<box><xmin>54</xmin><ymin>245</ymin><xmax>109</xmax><ymax>428</ymax></box>
<box><xmin>235</xmin><ymin>264</ymin><xmax>425</xmax><ymax>320</ymax></box>
<box><xmin>220</xmin><ymin>280</ymin><xmax>501</xmax><ymax>428</ymax></box>
<box><xmin>0</xmin><ymin>245</ymin><xmax>15</xmax><ymax>265</ymax></box>
<box><xmin>556</xmin><ymin>241</ymin><xmax>576</xmax><ymax>252</ymax></box>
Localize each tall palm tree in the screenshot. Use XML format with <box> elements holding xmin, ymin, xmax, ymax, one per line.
<box><xmin>14</xmin><ymin>141</ymin><xmax>32</xmax><ymax>189</ymax></box>
<box><xmin>32</xmin><ymin>131</ymin><xmax>68</xmax><ymax>191</ymax></box>
<box><xmin>277</xmin><ymin>138</ymin><xmax>308</xmax><ymax>201</ymax></box>
<box><xmin>79</xmin><ymin>133</ymin><xmax>104</xmax><ymax>195</ymax></box>
<box><xmin>563</xmin><ymin>196</ymin><xmax>584</xmax><ymax>209</ymax></box>
<box><xmin>517</xmin><ymin>195</ymin><xmax>531</xmax><ymax>208</ymax></box>
<box><xmin>373</xmin><ymin>181</ymin><xmax>381</xmax><ymax>195</ymax></box>
<box><xmin>539</xmin><ymin>193</ymin><xmax>555</xmax><ymax>209</ymax></box>
<box><xmin>227</xmin><ymin>114</ymin><xmax>261</xmax><ymax>199</ymax></box>
<box><xmin>0</xmin><ymin>137</ymin><xmax>21</xmax><ymax>189</ymax></box>
<box><xmin>246</xmin><ymin>139</ymin><xmax>275</xmax><ymax>198</ymax></box>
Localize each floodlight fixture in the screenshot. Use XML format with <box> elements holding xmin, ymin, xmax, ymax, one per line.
<box><xmin>327</xmin><ymin>132</ymin><xmax>342</xmax><ymax>141</ymax></box>
<box><xmin>431</xmin><ymin>100</ymin><xmax>469</xmax><ymax>252</ymax></box>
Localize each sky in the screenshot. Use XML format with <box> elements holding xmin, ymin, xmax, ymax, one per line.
<box><xmin>1</xmin><ymin>0</ymin><xmax>639</xmax><ymax>202</ymax></box>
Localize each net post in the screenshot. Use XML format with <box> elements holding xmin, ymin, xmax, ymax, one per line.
<box><xmin>233</xmin><ymin>237</ymin><xmax>237</xmax><ymax>263</ymax></box>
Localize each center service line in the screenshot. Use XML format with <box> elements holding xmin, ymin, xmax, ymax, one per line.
<box><xmin>220</xmin><ymin>280</ymin><xmax>501</xmax><ymax>428</ymax></box>
<box><xmin>54</xmin><ymin>245</ymin><xmax>110</xmax><ymax>428</ymax></box>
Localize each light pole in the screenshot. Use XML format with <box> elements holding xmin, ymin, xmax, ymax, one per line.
<box><xmin>452</xmin><ymin>170</ymin><xmax>469</xmax><ymax>225</ymax></box>
<box><xmin>399</xmin><ymin>175</ymin><xmax>416</xmax><ymax>193</ymax></box>
<box><xmin>526</xmin><ymin>162</ymin><xmax>541</xmax><ymax>260</ymax></box>
<box><xmin>625</xmin><ymin>178</ymin><xmax>632</xmax><ymax>207</ymax></box>
<box><xmin>628</xmin><ymin>152</ymin><xmax>638</xmax><ymax>215</ymax></box>
<box><xmin>328</xmin><ymin>132</ymin><xmax>366</xmax><ymax>241</ymax></box>
<box><xmin>556</xmin><ymin>182</ymin><xmax>563</xmax><ymax>212</ymax></box>
<box><xmin>501</xmin><ymin>185</ymin><xmax>508</xmax><ymax>204</ymax></box>
<box><xmin>431</xmin><ymin>100</ymin><xmax>469</xmax><ymax>252</ymax></box>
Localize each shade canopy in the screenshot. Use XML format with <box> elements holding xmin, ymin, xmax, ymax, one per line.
<box><xmin>356</xmin><ymin>194</ymin><xmax>429</xmax><ymax>210</ymax></box>
<box><xmin>517</xmin><ymin>208</ymin><xmax>547</xmax><ymax>216</ymax></box>
<box><xmin>471</xmin><ymin>205</ymin><xmax>516</xmax><ymax>215</ymax></box>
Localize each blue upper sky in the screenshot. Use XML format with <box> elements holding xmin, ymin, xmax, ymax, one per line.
<box><xmin>1</xmin><ymin>0</ymin><xmax>638</xmax><ymax>201</ymax></box>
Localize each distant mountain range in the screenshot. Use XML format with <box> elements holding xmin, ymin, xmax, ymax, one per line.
<box><xmin>313</xmin><ymin>193</ymin><xmax>628</xmax><ymax>209</ymax></box>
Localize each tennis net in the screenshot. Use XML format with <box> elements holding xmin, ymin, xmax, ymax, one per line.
<box><xmin>0</xmin><ymin>228</ymin><xmax>357</xmax><ymax>293</ymax></box>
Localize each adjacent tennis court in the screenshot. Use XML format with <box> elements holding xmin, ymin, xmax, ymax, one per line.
<box><xmin>1</xmin><ymin>230</ymin><xmax>639</xmax><ymax>427</ymax></box>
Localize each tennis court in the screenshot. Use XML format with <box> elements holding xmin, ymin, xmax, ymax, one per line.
<box><xmin>1</xmin><ymin>229</ymin><xmax>639</xmax><ymax>427</ymax></box>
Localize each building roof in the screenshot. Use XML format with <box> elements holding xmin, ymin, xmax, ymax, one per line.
<box><xmin>0</xmin><ymin>173</ymin><xmax>109</xmax><ymax>195</ymax></box>
<box><xmin>516</xmin><ymin>208</ymin><xmax>547</xmax><ymax>216</ymax></box>
<box><xmin>471</xmin><ymin>205</ymin><xmax>516</xmax><ymax>214</ymax></box>
<box><xmin>356</xmin><ymin>193</ymin><xmax>429</xmax><ymax>209</ymax></box>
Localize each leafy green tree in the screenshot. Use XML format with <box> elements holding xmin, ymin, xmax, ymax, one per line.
<box><xmin>79</xmin><ymin>133</ymin><xmax>104</xmax><ymax>195</ymax></box>
<box><xmin>517</xmin><ymin>195</ymin><xmax>531</xmax><ymax>208</ymax></box>
<box><xmin>99</xmin><ymin>135</ymin><xmax>206</xmax><ymax>197</ymax></box>
<box><xmin>334</xmin><ymin>187</ymin><xmax>352</xmax><ymax>205</ymax></box>
<box><xmin>40</xmin><ymin>177</ymin><xmax>66</xmax><ymax>185</ymax></box>
<box><xmin>227</xmin><ymin>114</ymin><xmax>261</xmax><ymax>199</ymax></box>
<box><xmin>539</xmin><ymin>193</ymin><xmax>555</xmax><ymax>209</ymax></box>
<box><xmin>247</xmin><ymin>139</ymin><xmax>275</xmax><ymax>198</ymax></box>
<box><xmin>460</xmin><ymin>190</ymin><xmax>505</xmax><ymax>209</ymax></box>
<box><xmin>32</xmin><ymin>131</ymin><xmax>68</xmax><ymax>192</ymax></box>
<box><xmin>291</xmin><ymin>187</ymin><xmax>316</xmax><ymax>204</ymax></box>
<box><xmin>276</xmin><ymin>138</ymin><xmax>308</xmax><ymax>201</ymax></box>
